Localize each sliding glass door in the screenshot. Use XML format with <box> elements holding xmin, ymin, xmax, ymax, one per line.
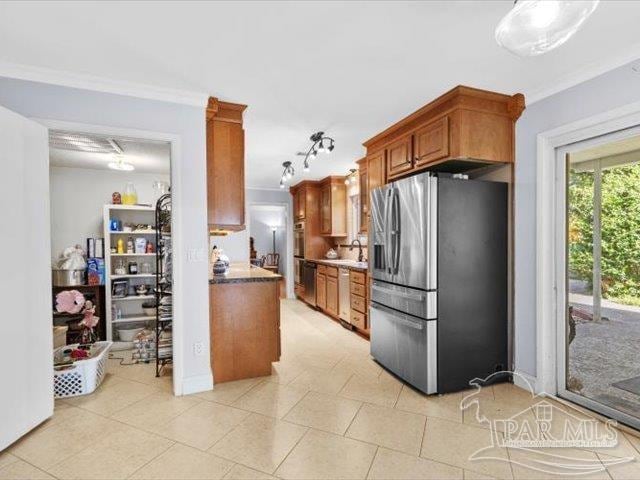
<box><xmin>560</xmin><ymin>130</ymin><xmax>640</xmax><ymax>429</ymax></box>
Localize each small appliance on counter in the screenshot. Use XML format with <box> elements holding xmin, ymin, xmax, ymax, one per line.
<box><xmin>325</xmin><ymin>248</ymin><xmax>338</xmax><ymax>259</ymax></box>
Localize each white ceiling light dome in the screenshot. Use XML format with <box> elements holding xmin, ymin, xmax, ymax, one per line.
<box><xmin>495</xmin><ymin>0</ymin><xmax>600</xmax><ymax>57</ymax></box>
<box><xmin>108</xmin><ymin>154</ymin><xmax>135</xmax><ymax>171</ymax></box>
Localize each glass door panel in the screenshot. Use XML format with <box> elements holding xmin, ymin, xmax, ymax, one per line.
<box><xmin>565</xmin><ymin>135</ymin><xmax>640</xmax><ymax>427</ymax></box>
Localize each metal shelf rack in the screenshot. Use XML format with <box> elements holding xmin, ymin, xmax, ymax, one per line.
<box><xmin>155</xmin><ymin>193</ymin><xmax>173</xmax><ymax>377</ymax></box>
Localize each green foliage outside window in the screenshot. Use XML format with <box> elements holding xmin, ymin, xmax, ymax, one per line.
<box><xmin>568</xmin><ymin>163</ymin><xmax>640</xmax><ymax>306</ymax></box>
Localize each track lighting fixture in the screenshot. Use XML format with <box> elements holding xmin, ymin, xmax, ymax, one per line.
<box><xmin>280</xmin><ymin>161</ymin><xmax>294</xmax><ymax>188</ymax></box>
<box><xmin>278</xmin><ymin>131</ymin><xmax>336</xmax><ymax>186</ymax></box>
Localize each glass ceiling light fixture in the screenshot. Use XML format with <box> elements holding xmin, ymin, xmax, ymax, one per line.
<box><xmin>279</xmin><ymin>161</ymin><xmax>294</xmax><ymax>189</ymax></box>
<box><xmin>344</xmin><ymin>168</ymin><xmax>357</xmax><ymax>185</ymax></box>
<box><xmin>108</xmin><ymin>154</ymin><xmax>135</xmax><ymax>171</ymax></box>
<box><xmin>495</xmin><ymin>0</ymin><xmax>599</xmax><ymax>57</ymax></box>
<box><xmin>302</xmin><ymin>131</ymin><xmax>335</xmax><ymax>172</ymax></box>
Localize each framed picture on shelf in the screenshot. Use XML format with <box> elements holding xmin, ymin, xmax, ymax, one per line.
<box><xmin>112</xmin><ymin>280</ymin><xmax>129</xmax><ymax>298</ymax></box>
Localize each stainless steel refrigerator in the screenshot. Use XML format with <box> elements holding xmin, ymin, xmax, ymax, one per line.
<box><xmin>369</xmin><ymin>171</ymin><xmax>508</xmax><ymax>394</ymax></box>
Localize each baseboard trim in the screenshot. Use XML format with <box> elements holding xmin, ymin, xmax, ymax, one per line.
<box><xmin>512</xmin><ymin>369</ymin><xmax>538</xmax><ymax>394</ymax></box>
<box><xmin>181</xmin><ymin>373</ymin><xmax>213</xmax><ymax>395</ymax></box>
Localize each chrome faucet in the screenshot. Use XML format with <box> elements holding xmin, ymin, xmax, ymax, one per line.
<box><xmin>349</xmin><ymin>239</ymin><xmax>364</xmax><ymax>263</ymax></box>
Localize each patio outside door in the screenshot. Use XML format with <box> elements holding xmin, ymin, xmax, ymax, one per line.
<box><xmin>559</xmin><ymin>128</ymin><xmax>640</xmax><ymax>430</ymax></box>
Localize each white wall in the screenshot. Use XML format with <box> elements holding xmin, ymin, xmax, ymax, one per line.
<box><xmin>50</xmin><ymin>166</ymin><xmax>169</xmax><ymax>261</ymax></box>
<box><xmin>0</xmin><ymin>76</ymin><xmax>211</xmax><ymax>394</ymax></box>
<box><xmin>514</xmin><ymin>60</ymin><xmax>640</xmax><ymax>379</ymax></box>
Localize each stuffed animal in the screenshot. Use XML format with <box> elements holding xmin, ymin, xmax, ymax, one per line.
<box><xmin>55</xmin><ymin>290</ymin><xmax>85</xmax><ymax>314</ymax></box>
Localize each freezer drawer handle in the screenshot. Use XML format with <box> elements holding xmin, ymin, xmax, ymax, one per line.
<box><xmin>372</xmin><ymin>284</ymin><xmax>425</xmax><ymax>301</ymax></box>
<box><xmin>372</xmin><ymin>304</ymin><xmax>424</xmax><ymax>330</ymax></box>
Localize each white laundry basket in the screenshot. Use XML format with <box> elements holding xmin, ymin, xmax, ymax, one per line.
<box><xmin>53</xmin><ymin>341</ymin><xmax>112</xmax><ymax>398</ymax></box>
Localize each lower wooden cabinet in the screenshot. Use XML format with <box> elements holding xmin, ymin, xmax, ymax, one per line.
<box><xmin>316</xmin><ymin>272</ymin><xmax>326</xmax><ymax>310</ymax></box>
<box><xmin>350</xmin><ymin>310</ymin><xmax>366</xmax><ymax>330</ymax></box>
<box><xmin>326</xmin><ymin>276</ymin><xmax>338</xmax><ymax>317</ymax></box>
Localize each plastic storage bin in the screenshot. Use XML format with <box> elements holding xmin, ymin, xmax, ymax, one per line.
<box><xmin>53</xmin><ymin>341</ymin><xmax>112</xmax><ymax>398</ymax></box>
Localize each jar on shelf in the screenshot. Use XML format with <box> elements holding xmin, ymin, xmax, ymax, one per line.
<box><xmin>122</xmin><ymin>182</ymin><xmax>138</xmax><ymax>205</ymax></box>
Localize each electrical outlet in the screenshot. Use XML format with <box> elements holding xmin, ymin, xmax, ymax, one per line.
<box><xmin>193</xmin><ymin>342</ymin><xmax>204</xmax><ymax>356</ymax></box>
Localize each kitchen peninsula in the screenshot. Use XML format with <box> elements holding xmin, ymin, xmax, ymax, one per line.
<box><xmin>209</xmin><ymin>263</ymin><xmax>281</xmax><ymax>383</ymax></box>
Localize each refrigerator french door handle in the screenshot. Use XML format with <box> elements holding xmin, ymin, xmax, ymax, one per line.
<box><xmin>392</xmin><ymin>188</ymin><xmax>401</xmax><ymax>275</ymax></box>
<box><xmin>384</xmin><ymin>188</ymin><xmax>393</xmax><ymax>274</ymax></box>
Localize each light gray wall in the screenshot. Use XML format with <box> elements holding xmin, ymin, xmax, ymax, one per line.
<box><xmin>249</xmin><ymin>206</ymin><xmax>287</xmax><ymax>271</ymax></box>
<box><xmin>0</xmin><ymin>76</ymin><xmax>210</xmax><ymax>391</ymax></box>
<box><xmin>50</xmin><ymin>166</ymin><xmax>169</xmax><ymax>261</ymax></box>
<box><xmin>515</xmin><ymin>60</ymin><xmax>640</xmax><ymax>378</ymax></box>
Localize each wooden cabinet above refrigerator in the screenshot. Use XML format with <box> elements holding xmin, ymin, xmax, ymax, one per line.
<box><xmin>206</xmin><ymin>97</ymin><xmax>247</xmax><ymax>233</ymax></box>
<box><xmin>363</xmin><ymin>85</ymin><xmax>525</xmax><ymax>181</ymax></box>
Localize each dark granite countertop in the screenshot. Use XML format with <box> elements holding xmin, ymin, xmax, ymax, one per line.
<box><xmin>209</xmin><ymin>263</ymin><xmax>282</xmax><ymax>284</ymax></box>
<box><xmin>306</xmin><ymin>258</ymin><xmax>368</xmax><ymax>272</ymax></box>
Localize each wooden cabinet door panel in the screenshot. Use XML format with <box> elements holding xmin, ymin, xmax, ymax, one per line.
<box><xmin>351</xmin><ymin>294</ymin><xmax>366</xmax><ymax>314</ymax></box>
<box><xmin>414</xmin><ymin>116</ymin><xmax>449</xmax><ymax>167</ymax></box>
<box><xmin>316</xmin><ymin>272</ymin><xmax>327</xmax><ymax>310</ymax></box>
<box><xmin>320</xmin><ymin>184</ymin><xmax>331</xmax><ymax>234</ymax></box>
<box><xmin>207</xmin><ymin>120</ymin><xmax>245</xmax><ymax>230</ymax></box>
<box><xmin>326</xmin><ymin>276</ymin><xmax>338</xmax><ymax>316</ymax></box>
<box><xmin>350</xmin><ymin>310</ymin><xmax>366</xmax><ymax>330</ymax></box>
<box><xmin>359</xmin><ymin>165</ymin><xmax>368</xmax><ymax>233</ymax></box>
<box><xmin>297</xmin><ymin>189</ymin><xmax>306</xmax><ymax>220</ymax></box>
<box><xmin>386</xmin><ymin>136</ymin><xmax>412</xmax><ymax>179</ymax></box>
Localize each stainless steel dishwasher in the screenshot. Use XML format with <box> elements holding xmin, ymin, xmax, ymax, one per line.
<box><xmin>338</xmin><ymin>268</ymin><xmax>351</xmax><ymax>322</ymax></box>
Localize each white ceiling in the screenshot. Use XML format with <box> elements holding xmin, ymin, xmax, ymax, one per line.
<box><xmin>2</xmin><ymin>1</ymin><xmax>640</xmax><ymax>189</ymax></box>
<box><xmin>50</xmin><ymin>134</ymin><xmax>171</xmax><ymax>174</ymax></box>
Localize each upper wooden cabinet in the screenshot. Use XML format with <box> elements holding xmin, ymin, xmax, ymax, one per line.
<box><xmin>363</xmin><ymin>86</ymin><xmax>525</xmax><ymax>180</ymax></box>
<box><xmin>319</xmin><ymin>177</ymin><xmax>347</xmax><ymax>237</ymax></box>
<box><xmin>289</xmin><ymin>181</ymin><xmax>333</xmax><ymax>259</ymax></box>
<box><xmin>293</xmin><ymin>188</ymin><xmax>306</xmax><ymax>221</ymax></box>
<box><xmin>357</xmin><ymin>158</ymin><xmax>368</xmax><ymax>233</ymax></box>
<box><xmin>359</xmin><ymin>151</ymin><xmax>386</xmax><ymax>233</ymax></box>
<box><xmin>386</xmin><ymin>136</ymin><xmax>413</xmax><ymax>179</ymax></box>
<box><xmin>207</xmin><ymin>97</ymin><xmax>248</xmax><ymax>233</ymax></box>
<box><xmin>414</xmin><ymin>116</ymin><xmax>449</xmax><ymax>167</ymax></box>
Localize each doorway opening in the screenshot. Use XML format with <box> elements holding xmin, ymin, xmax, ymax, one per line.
<box><xmin>49</xmin><ymin>129</ymin><xmax>176</xmax><ymax>394</ymax></box>
<box><xmin>248</xmin><ymin>204</ymin><xmax>287</xmax><ymax>298</ymax></box>
<box><xmin>559</xmin><ymin>130</ymin><xmax>640</xmax><ymax>429</ymax></box>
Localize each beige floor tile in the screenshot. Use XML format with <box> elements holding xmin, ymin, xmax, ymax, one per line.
<box><xmin>209</xmin><ymin>413</ymin><xmax>307</xmax><ymax>474</ymax></box>
<box><xmin>130</xmin><ymin>443</ymin><xmax>234</xmax><ymax>480</ymax></box>
<box><xmin>8</xmin><ymin>407</ymin><xmax>120</xmax><ymax>470</ymax></box>
<box><xmin>463</xmin><ymin>398</ymin><xmax>536</xmax><ymax>433</ymax></box>
<box><xmin>232</xmin><ymin>381</ymin><xmax>308</xmax><ymax>419</ymax></box>
<box><xmin>151</xmin><ymin>401</ymin><xmax>250</xmax><ymax>451</ymax></box>
<box><xmin>509</xmin><ymin>447</ymin><xmax>609</xmax><ymax>479</ymax></box>
<box><xmin>65</xmin><ymin>375</ymin><xmax>157</xmax><ymax>416</ymax></box>
<box><xmin>0</xmin><ymin>459</ymin><xmax>53</xmax><ymax>480</ymax></box>
<box><xmin>284</xmin><ymin>391</ymin><xmax>362</xmax><ymax>435</ymax></box>
<box><xmin>275</xmin><ymin>429</ymin><xmax>377</xmax><ymax>480</ymax></box>
<box><xmin>421</xmin><ymin>417</ymin><xmax>512</xmax><ymax>479</ymax></box>
<box><xmin>266</xmin><ymin>360</ymin><xmax>308</xmax><ymax>385</ymax></box>
<box><xmin>111</xmin><ymin>390</ymin><xmax>201</xmax><ymax>430</ymax></box>
<box><xmin>47</xmin><ymin>424</ymin><xmax>173</xmax><ymax>479</ymax></box>
<box><xmin>332</xmin><ymin>355</ymin><xmax>382</xmax><ymax>380</ymax></box>
<box><xmin>0</xmin><ymin>453</ymin><xmax>19</xmax><ymax>470</ymax></box>
<box><xmin>367</xmin><ymin>447</ymin><xmax>463</xmax><ymax>479</ymax></box>
<box><xmin>347</xmin><ymin>403</ymin><xmax>426</xmax><ymax>455</ymax></box>
<box><xmin>289</xmin><ymin>367</ymin><xmax>353</xmax><ymax>395</ymax></box>
<box><xmin>339</xmin><ymin>373</ymin><xmax>403</xmax><ymax>408</ymax></box>
<box><xmin>463</xmin><ymin>469</ymin><xmax>496</xmax><ymax>479</ymax></box>
<box><xmin>581</xmin><ymin>427</ymin><xmax>640</xmax><ymax>460</ymax></box>
<box><xmin>196</xmin><ymin>377</ymin><xmax>265</xmax><ymax>406</ymax></box>
<box><xmin>223</xmin><ymin>464</ymin><xmax>279</xmax><ymax>480</ymax></box>
<box><xmin>599</xmin><ymin>453</ymin><xmax>640</xmax><ymax>480</ymax></box>
<box><xmin>295</xmin><ymin>352</ymin><xmax>343</xmax><ymax>371</ymax></box>
<box><xmin>395</xmin><ymin>386</ymin><xmax>463</xmax><ymax>423</ymax></box>
<box><xmin>492</xmin><ymin>383</ymin><xmax>535</xmax><ymax>404</ymax></box>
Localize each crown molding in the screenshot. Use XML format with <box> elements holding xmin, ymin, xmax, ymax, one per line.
<box><xmin>0</xmin><ymin>61</ymin><xmax>209</xmax><ymax>107</ymax></box>
<box><xmin>525</xmin><ymin>46</ymin><xmax>640</xmax><ymax>105</ymax></box>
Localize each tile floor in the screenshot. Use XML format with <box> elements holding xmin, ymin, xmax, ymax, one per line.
<box><xmin>2</xmin><ymin>299</ymin><xmax>640</xmax><ymax>479</ymax></box>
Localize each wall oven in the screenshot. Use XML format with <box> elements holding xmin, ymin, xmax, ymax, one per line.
<box><xmin>294</xmin><ymin>257</ymin><xmax>303</xmax><ymax>285</ymax></box>
<box><xmin>294</xmin><ymin>222</ymin><xmax>305</xmax><ymax>258</ymax></box>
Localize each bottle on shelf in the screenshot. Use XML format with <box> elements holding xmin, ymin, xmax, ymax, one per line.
<box><xmin>126</xmin><ymin>237</ymin><xmax>134</xmax><ymax>254</ymax></box>
<box><xmin>123</xmin><ymin>182</ymin><xmax>138</xmax><ymax>205</ymax></box>
<box><xmin>117</xmin><ymin>238</ymin><xmax>125</xmax><ymax>254</ymax></box>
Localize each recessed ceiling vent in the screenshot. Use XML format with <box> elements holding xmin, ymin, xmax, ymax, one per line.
<box><xmin>49</xmin><ymin>130</ymin><xmax>123</xmax><ymax>154</ymax></box>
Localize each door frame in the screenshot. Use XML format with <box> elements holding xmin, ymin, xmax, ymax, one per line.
<box><xmin>36</xmin><ymin>118</ymin><xmax>186</xmax><ymax>396</ymax></box>
<box><xmin>536</xmin><ymin>99</ymin><xmax>640</xmax><ymax>424</ymax></box>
